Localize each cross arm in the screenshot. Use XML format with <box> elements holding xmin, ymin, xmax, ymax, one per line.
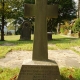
<box><xmin>24</xmin><ymin>4</ymin><xmax>35</xmax><ymax>17</ymax></box>
<box><xmin>24</xmin><ymin>4</ymin><xmax>58</xmax><ymax>18</ymax></box>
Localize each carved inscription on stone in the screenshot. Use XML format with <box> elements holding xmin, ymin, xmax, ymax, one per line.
<box><xmin>18</xmin><ymin>65</ymin><xmax>60</xmax><ymax>80</ymax></box>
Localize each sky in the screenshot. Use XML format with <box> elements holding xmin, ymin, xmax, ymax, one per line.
<box><xmin>74</xmin><ymin>0</ymin><xmax>78</xmax><ymax>2</ymax></box>
<box><xmin>74</xmin><ymin>0</ymin><xmax>78</xmax><ymax>5</ymax></box>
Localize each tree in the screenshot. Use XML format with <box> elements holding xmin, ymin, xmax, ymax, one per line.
<box><xmin>24</xmin><ymin>0</ymin><xmax>76</xmax><ymax>32</ymax></box>
<box><xmin>0</xmin><ymin>0</ymin><xmax>76</xmax><ymax>40</ymax></box>
<box><xmin>58</xmin><ymin>0</ymin><xmax>76</xmax><ymax>20</ymax></box>
<box><xmin>72</xmin><ymin>18</ymin><xmax>80</xmax><ymax>32</ymax></box>
<box><xmin>0</xmin><ymin>0</ymin><xmax>4</xmax><ymax>41</ymax></box>
<box><xmin>0</xmin><ymin>0</ymin><xmax>24</xmax><ymax>41</ymax></box>
<box><xmin>78</xmin><ymin>0</ymin><xmax>80</xmax><ymax>18</ymax></box>
<box><xmin>47</xmin><ymin>0</ymin><xmax>76</xmax><ymax>33</ymax></box>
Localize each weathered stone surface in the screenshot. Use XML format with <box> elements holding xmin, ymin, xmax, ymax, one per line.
<box><xmin>20</xmin><ymin>21</ymin><xmax>31</xmax><ymax>40</ymax></box>
<box><xmin>18</xmin><ymin>0</ymin><xmax>61</xmax><ymax>80</ymax></box>
<box><xmin>18</xmin><ymin>60</ymin><xmax>61</xmax><ymax>80</ymax></box>
<box><xmin>24</xmin><ymin>0</ymin><xmax>58</xmax><ymax>60</ymax></box>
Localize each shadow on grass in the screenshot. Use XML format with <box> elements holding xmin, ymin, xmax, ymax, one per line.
<box><xmin>0</xmin><ymin>40</ymin><xmax>33</xmax><ymax>46</ymax></box>
<box><xmin>48</xmin><ymin>37</ymin><xmax>79</xmax><ymax>44</ymax></box>
<box><xmin>61</xmin><ymin>75</ymin><xmax>71</xmax><ymax>80</ymax></box>
<box><xmin>0</xmin><ymin>37</ymin><xmax>80</xmax><ymax>46</ymax></box>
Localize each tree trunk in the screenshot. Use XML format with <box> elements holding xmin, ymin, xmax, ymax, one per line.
<box><xmin>78</xmin><ymin>0</ymin><xmax>80</xmax><ymax>18</ymax></box>
<box><xmin>1</xmin><ymin>0</ymin><xmax>4</xmax><ymax>41</ymax></box>
<box><xmin>1</xmin><ymin>15</ymin><xmax>4</xmax><ymax>41</ymax></box>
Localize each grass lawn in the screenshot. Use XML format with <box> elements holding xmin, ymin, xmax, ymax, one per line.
<box><xmin>0</xmin><ymin>34</ymin><xmax>80</xmax><ymax>58</ymax></box>
<box><xmin>0</xmin><ymin>67</ymin><xmax>80</xmax><ymax>80</ymax></box>
<box><xmin>0</xmin><ymin>34</ymin><xmax>80</xmax><ymax>80</ymax></box>
<box><xmin>0</xmin><ymin>68</ymin><xmax>19</xmax><ymax>80</ymax></box>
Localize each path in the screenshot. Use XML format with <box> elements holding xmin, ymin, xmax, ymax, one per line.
<box><xmin>0</xmin><ymin>50</ymin><xmax>80</xmax><ymax>68</ymax></box>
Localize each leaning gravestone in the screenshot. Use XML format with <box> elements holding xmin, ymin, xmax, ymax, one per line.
<box><xmin>18</xmin><ymin>0</ymin><xmax>61</xmax><ymax>80</ymax></box>
<box><xmin>20</xmin><ymin>21</ymin><xmax>31</xmax><ymax>40</ymax></box>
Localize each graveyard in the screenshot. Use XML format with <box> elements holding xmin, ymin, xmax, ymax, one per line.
<box><xmin>0</xmin><ymin>34</ymin><xmax>80</xmax><ymax>80</ymax></box>
<box><xmin>0</xmin><ymin>0</ymin><xmax>80</xmax><ymax>80</ymax></box>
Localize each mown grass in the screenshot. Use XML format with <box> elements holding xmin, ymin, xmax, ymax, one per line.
<box><xmin>0</xmin><ymin>34</ymin><xmax>80</xmax><ymax>80</ymax></box>
<box><xmin>0</xmin><ymin>35</ymin><xmax>33</xmax><ymax>58</ymax></box>
<box><xmin>49</xmin><ymin>35</ymin><xmax>80</xmax><ymax>49</ymax></box>
<box><xmin>0</xmin><ymin>67</ymin><xmax>80</xmax><ymax>80</ymax></box>
<box><xmin>60</xmin><ymin>67</ymin><xmax>80</xmax><ymax>80</ymax></box>
<box><xmin>49</xmin><ymin>35</ymin><xmax>80</xmax><ymax>55</ymax></box>
<box><xmin>0</xmin><ymin>68</ymin><xmax>19</xmax><ymax>80</ymax></box>
<box><xmin>0</xmin><ymin>34</ymin><xmax>80</xmax><ymax>58</ymax></box>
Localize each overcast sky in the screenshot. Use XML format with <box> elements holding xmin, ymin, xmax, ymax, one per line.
<box><xmin>74</xmin><ymin>0</ymin><xmax>78</xmax><ymax>5</ymax></box>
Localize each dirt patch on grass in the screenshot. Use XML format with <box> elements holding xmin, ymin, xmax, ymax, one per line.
<box><xmin>0</xmin><ymin>50</ymin><xmax>80</xmax><ymax>68</ymax></box>
<box><xmin>71</xmin><ymin>46</ymin><xmax>80</xmax><ymax>52</ymax></box>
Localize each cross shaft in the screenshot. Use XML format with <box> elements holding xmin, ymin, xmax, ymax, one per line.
<box><xmin>24</xmin><ymin>0</ymin><xmax>58</xmax><ymax>61</ymax></box>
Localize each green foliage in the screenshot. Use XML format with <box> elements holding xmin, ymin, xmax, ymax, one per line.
<box><xmin>58</xmin><ymin>0</ymin><xmax>76</xmax><ymax>20</ymax></box>
<box><xmin>72</xmin><ymin>19</ymin><xmax>80</xmax><ymax>32</ymax></box>
<box><xmin>0</xmin><ymin>0</ymin><xmax>76</xmax><ymax>35</ymax></box>
<box><xmin>60</xmin><ymin>26</ymin><xmax>65</xmax><ymax>33</ymax></box>
<box><xmin>0</xmin><ymin>0</ymin><xmax>24</xmax><ymax>18</ymax></box>
<box><xmin>28</xmin><ymin>0</ymin><xmax>76</xmax><ymax>35</ymax></box>
<box><xmin>47</xmin><ymin>0</ymin><xmax>76</xmax><ymax>32</ymax></box>
<box><xmin>60</xmin><ymin>21</ymin><xmax>71</xmax><ymax>34</ymax></box>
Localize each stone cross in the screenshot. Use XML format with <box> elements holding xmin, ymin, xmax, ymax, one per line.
<box><xmin>17</xmin><ymin>1</ymin><xmax>60</xmax><ymax>80</ymax></box>
<box><xmin>24</xmin><ymin>0</ymin><xmax>58</xmax><ymax>61</ymax></box>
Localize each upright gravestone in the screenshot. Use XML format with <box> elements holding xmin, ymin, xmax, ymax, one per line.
<box><xmin>57</xmin><ymin>23</ymin><xmax>60</xmax><ymax>34</ymax></box>
<box><xmin>78</xmin><ymin>31</ymin><xmax>80</xmax><ymax>38</ymax></box>
<box><xmin>67</xmin><ymin>30</ymin><xmax>71</xmax><ymax>36</ymax></box>
<box><xmin>18</xmin><ymin>0</ymin><xmax>61</xmax><ymax>80</ymax></box>
<box><xmin>0</xmin><ymin>24</ymin><xmax>1</xmax><ymax>40</ymax></box>
<box><xmin>20</xmin><ymin>21</ymin><xmax>31</xmax><ymax>40</ymax></box>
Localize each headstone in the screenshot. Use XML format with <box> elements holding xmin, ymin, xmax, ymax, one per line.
<box><xmin>4</xmin><ymin>26</ymin><xmax>7</xmax><ymax>35</ymax></box>
<box><xmin>18</xmin><ymin>0</ymin><xmax>61</xmax><ymax>80</ymax></box>
<box><xmin>20</xmin><ymin>21</ymin><xmax>31</xmax><ymax>40</ymax></box>
<box><xmin>57</xmin><ymin>23</ymin><xmax>60</xmax><ymax>34</ymax></box>
<box><xmin>78</xmin><ymin>31</ymin><xmax>80</xmax><ymax>38</ymax></box>
<box><xmin>0</xmin><ymin>24</ymin><xmax>1</xmax><ymax>37</ymax></box>
<box><xmin>78</xmin><ymin>0</ymin><xmax>80</xmax><ymax>18</ymax></box>
<box><xmin>47</xmin><ymin>32</ymin><xmax>53</xmax><ymax>40</ymax></box>
<box><xmin>67</xmin><ymin>30</ymin><xmax>71</xmax><ymax>36</ymax></box>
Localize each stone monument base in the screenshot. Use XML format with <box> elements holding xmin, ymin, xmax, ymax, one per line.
<box><xmin>18</xmin><ymin>59</ymin><xmax>61</xmax><ymax>80</ymax></box>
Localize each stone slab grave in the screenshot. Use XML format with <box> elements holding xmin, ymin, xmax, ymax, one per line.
<box><xmin>20</xmin><ymin>20</ymin><xmax>31</xmax><ymax>40</ymax></box>
<box><xmin>18</xmin><ymin>0</ymin><xmax>61</xmax><ymax>80</ymax></box>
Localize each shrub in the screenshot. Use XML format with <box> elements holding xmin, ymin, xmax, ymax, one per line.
<box><xmin>72</xmin><ymin>19</ymin><xmax>80</xmax><ymax>33</ymax></box>
<box><xmin>60</xmin><ymin>25</ymin><xmax>69</xmax><ymax>35</ymax></box>
<box><xmin>60</xmin><ymin>25</ymin><xmax>65</xmax><ymax>34</ymax></box>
